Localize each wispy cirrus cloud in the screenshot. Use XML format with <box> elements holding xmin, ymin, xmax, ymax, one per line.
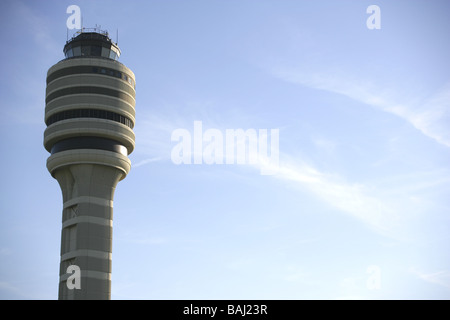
<box><xmin>133</xmin><ymin>105</ymin><xmax>445</xmax><ymax>240</ymax></box>
<box><xmin>133</xmin><ymin>157</ymin><xmax>162</xmax><ymax>168</ymax></box>
<box><xmin>410</xmin><ymin>268</ymin><xmax>450</xmax><ymax>290</ymax></box>
<box><xmin>255</xmin><ymin>156</ymin><xmax>401</xmax><ymax>238</ymax></box>
<box><xmin>270</xmin><ymin>67</ymin><xmax>450</xmax><ymax>148</ymax></box>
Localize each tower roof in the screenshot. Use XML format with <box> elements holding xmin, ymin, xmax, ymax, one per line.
<box><xmin>63</xmin><ymin>28</ymin><xmax>121</xmax><ymax>60</ymax></box>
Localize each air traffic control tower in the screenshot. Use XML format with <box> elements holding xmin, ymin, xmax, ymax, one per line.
<box><xmin>44</xmin><ymin>29</ymin><xmax>136</xmax><ymax>299</ymax></box>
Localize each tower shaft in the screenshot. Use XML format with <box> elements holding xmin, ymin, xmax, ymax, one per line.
<box><xmin>51</xmin><ymin>153</ymin><xmax>129</xmax><ymax>299</ymax></box>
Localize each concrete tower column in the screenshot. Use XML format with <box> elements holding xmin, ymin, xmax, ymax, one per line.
<box><xmin>44</xmin><ymin>30</ymin><xmax>136</xmax><ymax>300</ymax></box>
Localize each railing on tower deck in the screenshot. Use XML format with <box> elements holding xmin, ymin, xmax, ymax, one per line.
<box><xmin>66</xmin><ymin>25</ymin><xmax>117</xmax><ymax>45</ymax></box>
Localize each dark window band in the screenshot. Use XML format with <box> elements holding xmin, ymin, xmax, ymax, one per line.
<box><xmin>47</xmin><ymin>66</ymin><xmax>135</xmax><ymax>88</ymax></box>
<box><xmin>50</xmin><ymin>137</ymin><xmax>128</xmax><ymax>156</ymax></box>
<box><xmin>46</xmin><ymin>86</ymin><xmax>135</xmax><ymax>106</ymax></box>
<box><xmin>46</xmin><ymin>108</ymin><xmax>134</xmax><ymax>129</ymax></box>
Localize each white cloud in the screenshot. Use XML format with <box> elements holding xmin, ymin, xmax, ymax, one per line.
<box><xmin>134</xmin><ymin>110</ymin><xmax>411</xmax><ymax>239</ymax></box>
<box><xmin>133</xmin><ymin>157</ymin><xmax>162</xmax><ymax>168</ymax></box>
<box><xmin>262</xmin><ymin>158</ymin><xmax>400</xmax><ymax>237</ymax></box>
<box><xmin>410</xmin><ymin>268</ymin><xmax>450</xmax><ymax>290</ymax></box>
<box><xmin>133</xmin><ymin>95</ymin><xmax>448</xmax><ymax>240</ymax></box>
<box><xmin>270</xmin><ymin>67</ymin><xmax>450</xmax><ymax>148</ymax></box>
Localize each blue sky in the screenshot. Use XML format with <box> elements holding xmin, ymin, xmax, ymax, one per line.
<box><xmin>0</xmin><ymin>0</ymin><xmax>449</xmax><ymax>299</ymax></box>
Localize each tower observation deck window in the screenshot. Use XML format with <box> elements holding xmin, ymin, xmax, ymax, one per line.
<box><xmin>91</xmin><ymin>46</ymin><xmax>102</xmax><ymax>56</ymax></box>
<box><xmin>73</xmin><ymin>46</ymin><xmax>81</xmax><ymax>56</ymax></box>
<box><xmin>81</xmin><ymin>46</ymin><xmax>90</xmax><ymax>56</ymax></box>
<box><xmin>101</xmin><ymin>47</ymin><xmax>110</xmax><ymax>58</ymax></box>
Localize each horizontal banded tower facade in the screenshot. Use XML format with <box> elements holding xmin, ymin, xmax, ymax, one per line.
<box><xmin>44</xmin><ymin>31</ymin><xmax>136</xmax><ymax>300</ymax></box>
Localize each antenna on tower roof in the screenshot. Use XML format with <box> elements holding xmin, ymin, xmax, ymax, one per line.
<box><xmin>116</xmin><ymin>29</ymin><xmax>119</xmax><ymax>45</ymax></box>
